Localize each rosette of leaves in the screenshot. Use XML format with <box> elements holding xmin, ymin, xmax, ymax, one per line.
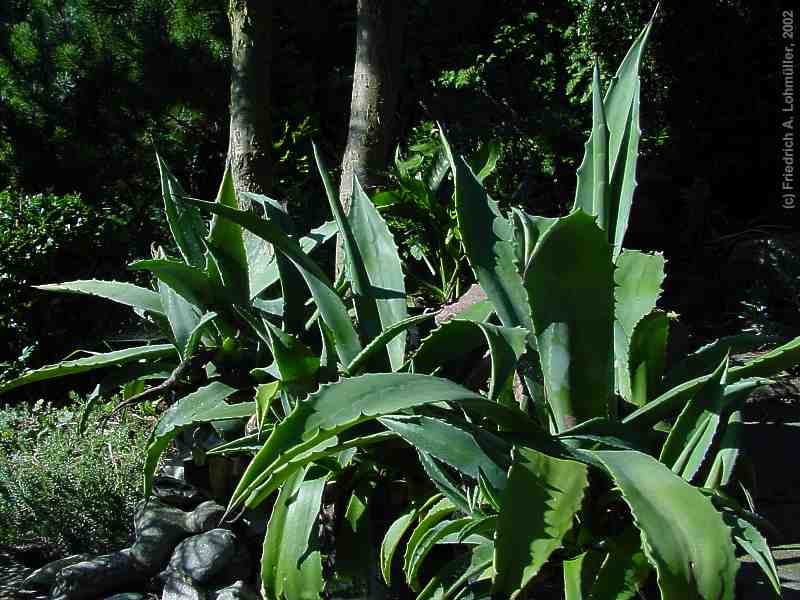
<box><xmin>221</xmin><ymin>11</ymin><xmax>800</xmax><ymax>600</ymax></box>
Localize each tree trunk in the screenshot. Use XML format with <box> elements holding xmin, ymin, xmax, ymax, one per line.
<box><xmin>227</xmin><ymin>0</ymin><xmax>272</xmax><ymax>206</ymax></box>
<box><xmin>336</xmin><ymin>0</ymin><xmax>407</xmax><ymax>275</ymax></box>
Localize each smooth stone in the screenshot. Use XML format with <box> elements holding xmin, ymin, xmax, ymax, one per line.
<box><xmin>169</xmin><ymin>529</ymin><xmax>245</xmax><ymax>586</ymax></box>
<box><xmin>130</xmin><ymin>499</ymin><xmax>194</xmax><ymax>572</ymax></box>
<box><xmin>162</xmin><ymin>571</ymin><xmax>207</xmax><ymax>600</ymax></box>
<box><xmin>211</xmin><ymin>580</ymin><xmax>260</xmax><ymax>600</ymax></box>
<box><xmin>187</xmin><ymin>500</ymin><xmax>226</xmax><ymax>534</ymax></box>
<box><xmin>103</xmin><ymin>594</ymin><xmax>146</xmax><ymax>600</ymax></box>
<box><xmin>20</xmin><ymin>553</ymin><xmax>90</xmax><ymax>590</ymax></box>
<box><xmin>153</xmin><ymin>475</ymin><xmax>205</xmax><ymax>509</ymax></box>
<box><xmin>50</xmin><ymin>549</ymin><xmax>146</xmax><ymax>600</ymax></box>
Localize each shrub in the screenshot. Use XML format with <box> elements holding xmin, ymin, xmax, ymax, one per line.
<box><xmin>0</xmin><ymin>398</ymin><xmax>150</xmax><ymax>556</ymax></box>
<box><xmin>0</xmin><ymin>188</ymin><xmax>142</xmax><ymax>380</ymax></box>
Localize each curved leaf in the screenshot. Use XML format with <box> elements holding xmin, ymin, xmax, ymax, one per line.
<box><xmin>345</xmin><ymin>312</ymin><xmax>434</xmax><ymax>376</ymax></box>
<box><xmin>526</xmin><ymin>210</ymin><xmax>614</xmax><ymax>431</ymax></box>
<box><xmin>407</xmin><ymin>517</ymin><xmax>473</xmax><ymax>590</ymax></box>
<box><xmin>228</xmin><ymin>374</ymin><xmax>485</xmax><ymax>512</ymax></box>
<box><xmin>404</xmin><ymin>497</ymin><xmax>457</xmax><ymax>590</ymax></box>
<box><xmin>144</xmin><ymin>381</ymin><xmax>246</xmax><ymax>496</ymax></box>
<box><xmin>348</xmin><ymin>172</ymin><xmax>408</xmax><ymax>369</ymax></box>
<box><xmin>261</xmin><ymin>466</ymin><xmax>326</xmax><ymax>600</ymax></box>
<box><xmin>381</xmin><ymin>506</ymin><xmax>419</xmax><ymax>585</ymax></box>
<box><xmin>493</xmin><ymin>447</ymin><xmax>588</xmax><ymax>598</ymax></box>
<box><xmin>446</xmin><ymin>133</ymin><xmax>530</xmax><ymax>331</ymax></box>
<box><xmin>158</xmin><ymin>280</ymin><xmax>201</xmax><ymax>358</ymax></box>
<box><xmin>591</xmin><ymin>450</ymin><xmax>737</xmax><ymax>600</ymax></box>
<box><xmin>157</xmin><ymin>153</ymin><xmax>207</xmax><ymax>268</ymax></box>
<box><xmin>185</xmin><ymin>198</ymin><xmax>362</xmax><ymax>367</ymax></box>
<box><xmin>627</xmin><ymin>310</ymin><xmax>669</xmax><ymax>406</ymax></box>
<box><xmin>36</xmin><ymin>280</ymin><xmax>164</xmax><ymax>315</ymax></box>
<box><xmin>206</xmin><ymin>167</ymin><xmax>249</xmax><ymax>303</ymax></box>
<box><xmin>0</xmin><ymin>344</ymin><xmax>176</xmax><ymax>395</ymax></box>
<box><xmin>129</xmin><ymin>259</ymin><xmax>219</xmax><ymax>309</ymax></box>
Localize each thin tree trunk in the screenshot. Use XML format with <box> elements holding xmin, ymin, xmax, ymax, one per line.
<box><xmin>336</xmin><ymin>0</ymin><xmax>407</xmax><ymax>275</ymax></box>
<box><xmin>227</xmin><ymin>0</ymin><xmax>272</xmax><ymax>207</ymax></box>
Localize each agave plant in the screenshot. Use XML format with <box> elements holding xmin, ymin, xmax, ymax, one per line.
<box><xmin>218</xmin><ymin>12</ymin><xmax>800</xmax><ymax>600</ymax></box>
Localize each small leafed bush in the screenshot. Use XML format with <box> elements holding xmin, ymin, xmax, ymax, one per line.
<box><xmin>0</xmin><ymin>398</ymin><xmax>150</xmax><ymax>557</ymax></box>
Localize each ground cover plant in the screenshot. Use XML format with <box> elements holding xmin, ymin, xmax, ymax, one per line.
<box><xmin>1</xmin><ymin>10</ymin><xmax>799</xmax><ymax>600</ymax></box>
<box><xmin>0</xmin><ymin>397</ymin><xmax>149</xmax><ymax>557</ymax></box>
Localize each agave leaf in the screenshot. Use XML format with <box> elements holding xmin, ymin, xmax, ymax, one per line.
<box><xmin>704</xmin><ymin>410</ymin><xmax>744</xmax><ymax>490</ymax></box>
<box><xmin>574</xmin><ymin>19</ymin><xmax>653</xmax><ymax>255</ymax></box>
<box><xmin>348</xmin><ymin>171</ymin><xmax>408</xmax><ymax>369</ymax></box>
<box><xmin>185</xmin><ymin>198</ymin><xmax>362</xmax><ymax>366</ymax></box>
<box><xmin>627</xmin><ymin>310</ymin><xmax>669</xmax><ymax>406</ymax></box>
<box><xmin>379</xmin><ymin>415</ymin><xmax>510</xmax><ymax>493</ymax></box>
<box><xmin>255</xmin><ymin>381</ymin><xmax>281</xmax><ymax>435</ymax></box>
<box><xmin>312</xmin><ymin>143</ymin><xmax>382</xmax><ymax>344</ymax></box>
<box><xmin>143</xmin><ymin>381</ymin><xmax>248</xmax><ymax>496</ymax></box>
<box><xmin>584</xmin><ymin>527</ymin><xmax>651</xmax><ymax>600</ymax></box>
<box><xmin>623</xmin><ymin>334</ymin><xmax>794</xmax><ymax>428</ymax></box>
<box><xmin>381</xmin><ymin>506</ymin><xmax>419</xmax><ymax>586</ymax></box>
<box><xmin>344</xmin><ymin>313</ymin><xmax>434</xmax><ymax>375</ymax></box>
<box><xmin>261</xmin><ymin>466</ymin><xmax>326</xmax><ymax>600</ymax></box>
<box><xmin>613</xmin><ymin>251</ymin><xmax>665</xmax><ymax>404</ymax></box>
<box><xmin>407</xmin><ymin>517</ymin><xmax>473</xmax><ymax>590</ymax></box>
<box><xmin>228</xmin><ymin>374</ymin><xmax>485</xmax><ymax>512</ymax></box>
<box><xmin>469</xmin><ymin>140</ymin><xmax>501</xmax><ymax>182</ymax></box>
<box><xmin>207</xmin><ymin>432</ymin><xmax>265</xmax><ymax>455</ymax></box>
<box><xmin>129</xmin><ymin>259</ymin><xmax>219</xmax><ymax>309</ymax></box>
<box><xmin>36</xmin><ymin>280</ymin><xmax>164</xmax><ymax>316</ymax></box>
<box><xmin>416</xmin><ymin>451</ymin><xmax>471</xmax><ymax>514</ymax></box>
<box><xmin>183</xmin><ymin>311</ymin><xmax>218</xmax><ymax>358</ymax></box>
<box><xmin>509</xmin><ymin>208</ymin><xmax>557</xmax><ymax>272</ymax></box>
<box><xmin>204</xmin><ymin>168</ymin><xmax>249</xmax><ymax>305</ymax></box>
<box><xmin>443</xmin><ymin>128</ymin><xmax>530</xmax><ymax>331</ymax></box>
<box><xmin>526</xmin><ymin>210</ymin><xmax>614</xmax><ymax>431</ymax></box>
<box><xmin>410</xmin><ymin>319</ymin><xmax>528</xmax><ymax>402</ymax></box>
<box><xmin>493</xmin><ymin>447</ymin><xmax>588</xmax><ymax>598</ymax></box>
<box><xmin>417</xmin><ymin>543</ymin><xmax>494</xmax><ymax>600</ymax></box>
<box><xmin>663</xmin><ymin>333</ymin><xmax>782</xmax><ymax>392</ymax></box>
<box><xmin>403</xmin><ymin>497</ymin><xmax>457</xmax><ymax>590</ymax></box>
<box><xmin>157</xmin><ymin>280</ymin><xmax>201</xmax><ymax>359</ymax></box>
<box><xmin>0</xmin><ymin>344</ymin><xmax>177</xmax><ymax>395</ymax></box>
<box><xmin>660</xmin><ymin>358</ymin><xmax>765</xmax><ymax>483</ymax></box>
<box><xmin>426</xmin><ymin>147</ymin><xmax>451</xmax><ymax>194</ymax></box>
<box><xmin>590</xmin><ymin>450</ymin><xmax>737</xmax><ymax>600</ymax></box>
<box><xmin>156</xmin><ymin>154</ymin><xmax>207</xmax><ymax>268</ymax></box>
<box><xmin>264</xmin><ymin>320</ymin><xmax>320</xmax><ymax>383</ymax></box>
<box><xmin>574</xmin><ymin>63</ymin><xmax>610</xmax><ymax>230</ymax></box>
<box><xmin>563</xmin><ymin>551</ymin><xmax>605</xmax><ymax>600</ymax></box>
<box><xmin>720</xmin><ymin>507</ymin><xmax>781</xmax><ymax>596</ymax></box>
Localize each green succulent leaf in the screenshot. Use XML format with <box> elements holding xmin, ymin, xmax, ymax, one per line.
<box><xmin>379</xmin><ymin>415</ymin><xmax>511</xmax><ymax>493</ymax></box>
<box><xmin>381</xmin><ymin>506</ymin><xmax>419</xmax><ymax>586</ymax></box>
<box><xmin>627</xmin><ymin>310</ymin><xmax>669</xmax><ymax>406</ymax></box>
<box><xmin>264</xmin><ymin>320</ymin><xmax>320</xmax><ymax>383</ymax></box>
<box><xmin>261</xmin><ymin>465</ymin><xmax>326</xmax><ymax>600</ymax></box>
<box><xmin>157</xmin><ymin>279</ymin><xmax>201</xmax><ymax>358</ymax></box>
<box><xmin>704</xmin><ymin>410</ymin><xmax>743</xmax><ymax>490</ymax></box>
<box><xmin>156</xmin><ymin>153</ymin><xmax>207</xmax><ymax>268</ymax></box>
<box><xmin>312</xmin><ymin>143</ymin><xmax>383</xmax><ymax>344</ymax></box>
<box><xmin>344</xmin><ymin>312</ymin><xmax>434</xmax><ymax>375</ymax></box>
<box><xmin>590</xmin><ymin>450</ymin><xmax>737</xmax><ymax>600</ymax></box>
<box><xmin>720</xmin><ymin>507</ymin><xmax>781</xmax><ymax>597</ymax></box>
<box><xmin>444</xmin><ymin>129</ymin><xmax>530</xmax><ymax>331</ymax></box>
<box><xmin>589</xmin><ymin>526</ymin><xmax>651</xmax><ymax>600</ymax></box>
<box><xmin>416</xmin><ymin>451</ymin><xmax>471</xmax><ymax>514</ymax></box>
<box><xmin>0</xmin><ymin>344</ymin><xmax>177</xmax><ymax>395</ymax></box>
<box><xmin>526</xmin><ymin>210</ymin><xmax>614</xmax><ymax>431</ymax></box>
<box><xmin>410</xmin><ymin>319</ymin><xmax>528</xmax><ymax>402</ymax></box>
<box><xmin>185</xmin><ymin>198</ymin><xmax>362</xmax><ymax>366</ymax></box>
<box><xmin>348</xmin><ymin>170</ymin><xmax>408</xmax><ymax>369</ymax></box>
<box><xmin>227</xmin><ymin>374</ymin><xmax>486</xmax><ymax>513</ymax></box>
<box><xmin>404</xmin><ymin>497</ymin><xmax>458</xmax><ymax>590</ymax></box>
<box><xmin>143</xmin><ymin>381</ymin><xmax>250</xmax><ymax>496</ymax></box>
<box><xmin>35</xmin><ymin>280</ymin><xmax>164</xmax><ymax>316</ymax></box>
<box><xmin>509</xmin><ymin>208</ymin><xmax>557</xmax><ymax>272</ymax></box>
<box><xmin>493</xmin><ymin>447</ymin><xmax>588</xmax><ymax>598</ymax></box>
<box><xmin>660</xmin><ymin>358</ymin><xmax>765</xmax><ymax>483</ymax></box>
<box><xmin>416</xmin><ymin>542</ymin><xmax>494</xmax><ymax>600</ymax></box>
<box><xmin>407</xmin><ymin>517</ymin><xmax>473</xmax><ymax>590</ymax></box>
<box><xmin>129</xmin><ymin>258</ymin><xmax>219</xmax><ymax>309</ymax></box>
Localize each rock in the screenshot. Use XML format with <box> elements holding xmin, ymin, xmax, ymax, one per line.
<box><xmin>153</xmin><ymin>475</ymin><xmax>205</xmax><ymax>509</ymax></box>
<box><xmin>50</xmin><ymin>549</ymin><xmax>146</xmax><ymax>600</ymax></box>
<box><xmin>162</xmin><ymin>571</ymin><xmax>208</xmax><ymax>600</ymax></box>
<box><xmin>20</xmin><ymin>553</ymin><xmax>90</xmax><ymax>590</ymax></box>
<box><xmin>130</xmin><ymin>499</ymin><xmax>194</xmax><ymax>572</ymax></box>
<box><xmin>103</xmin><ymin>594</ymin><xmax>146</xmax><ymax>600</ymax></box>
<box><xmin>187</xmin><ymin>500</ymin><xmax>226</xmax><ymax>534</ymax></box>
<box><xmin>169</xmin><ymin>529</ymin><xmax>249</xmax><ymax>586</ymax></box>
<box><xmin>211</xmin><ymin>580</ymin><xmax>260</xmax><ymax>600</ymax></box>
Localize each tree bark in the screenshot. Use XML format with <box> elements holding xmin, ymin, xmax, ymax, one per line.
<box><xmin>336</xmin><ymin>0</ymin><xmax>407</xmax><ymax>275</ymax></box>
<box><xmin>227</xmin><ymin>0</ymin><xmax>272</xmax><ymax>206</ymax></box>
